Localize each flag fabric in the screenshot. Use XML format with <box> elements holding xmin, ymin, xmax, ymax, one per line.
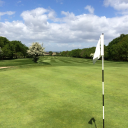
<box><xmin>93</xmin><ymin>38</ymin><xmax>101</xmax><ymax>64</ymax></box>
<box><xmin>93</xmin><ymin>34</ymin><xmax>104</xmax><ymax>64</ymax></box>
<box><xmin>93</xmin><ymin>33</ymin><xmax>104</xmax><ymax>128</ymax></box>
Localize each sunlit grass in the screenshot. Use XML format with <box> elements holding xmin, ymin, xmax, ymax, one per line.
<box><xmin>0</xmin><ymin>56</ymin><xmax>128</xmax><ymax>128</ymax></box>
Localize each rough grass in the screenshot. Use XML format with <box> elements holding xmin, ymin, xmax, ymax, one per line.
<box><xmin>0</xmin><ymin>56</ymin><xmax>128</xmax><ymax>128</ymax></box>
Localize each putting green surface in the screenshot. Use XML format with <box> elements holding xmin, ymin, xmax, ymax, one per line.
<box><xmin>0</xmin><ymin>56</ymin><xmax>128</xmax><ymax>128</ymax></box>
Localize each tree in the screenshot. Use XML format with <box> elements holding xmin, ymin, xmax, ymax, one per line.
<box><xmin>27</xmin><ymin>42</ymin><xmax>45</xmax><ymax>63</ymax></box>
<box><xmin>0</xmin><ymin>36</ymin><xmax>10</xmax><ymax>48</ymax></box>
<box><xmin>9</xmin><ymin>40</ymin><xmax>27</xmax><ymax>59</ymax></box>
<box><xmin>80</xmin><ymin>48</ymin><xmax>86</xmax><ymax>58</ymax></box>
<box><xmin>64</xmin><ymin>51</ymin><xmax>69</xmax><ymax>57</ymax></box>
<box><xmin>67</xmin><ymin>51</ymin><xmax>72</xmax><ymax>57</ymax></box>
<box><xmin>118</xmin><ymin>35</ymin><xmax>128</xmax><ymax>61</ymax></box>
<box><xmin>2</xmin><ymin>43</ymin><xmax>13</xmax><ymax>59</ymax></box>
<box><xmin>104</xmin><ymin>45</ymin><xmax>108</xmax><ymax>60</ymax></box>
<box><xmin>0</xmin><ymin>47</ymin><xmax>3</xmax><ymax>60</ymax></box>
<box><xmin>107</xmin><ymin>34</ymin><xmax>128</xmax><ymax>61</ymax></box>
<box><xmin>49</xmin><ymin>51</ymin><xmax>53</xmax><ymax>56</ymax></box>
<box><xmin>0</xmin><ymin>36</ymin><xmax>30</xmax><ymax>59</ymax></box>
<box><xmin>107</xmin><ymin>34</ymin><xmax>127</xmax><ymax>60</ymax></box>
<box><xmin>71</xmin><ymin>49</ymin><xmax>82</xmax><ymax>58</ymax></box>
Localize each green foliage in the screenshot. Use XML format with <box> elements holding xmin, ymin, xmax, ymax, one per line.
<box><xmin>83</xmin><ymin>48</ymin><xmax>90</xmax><ymax>58</ymax></box>
<box><xmin>79</xmin><ymin>48</ymin><xmax>86</xmax><ymax>58</ymax></box>
<box><xmin>60</xmin><ymin>51</ymin><xmax>67</xmax><ymax>56</ymax></box>
<box><xmin>108</xmin><ymin>34</ymin><xmax>126</xmax><ymax>48</ymax></box>
<box><xmin>1</xmin><ymin>33</ymin><xmax>128</xmax><ymax>62</ymax></box>
<box><xmin>79</xmin><ymin>47</ymin><xmax>95</xmax><ymax>59</ymax></box>
<box><xmin>56</xmin><ymin>52</ymin><xmax>61</xmax><ymax>56</ymax></box>
<box><xmin>59</xmin><ymin>33</ymin><xmax>128</xmax><ymax>62</ymax></box>
<box><xmin>64</xmin><ymin>51</ymin><xmax>69</xmax><ymax>57</ymax></box>
<box><xmin>67</xmin><ymin>51</ymin><xmax>72</xmax><ymax>57</ymax></box>
<box><xmin>0</xmin><ymin>47</ymin><xmax>3</xmax><ymax>54</ymax></box>
<box><xmin>32</xmin><ymin>55</ymin><xmax>39</xmax><ymax>63</ymax></box>
<box><xmin>0</xmin><ymin>47</ymin><xmax>3</xmax><ymax>60</ymax></box>
<box><xmin>49</xmin><ymin>51</ymin><xmax>53</xmax><ymax>56</ymax></box>
<box><xmin>104</xmin><ymin>45</ymin><xmax>108</xmax><ymax>60</ymax></box>
<box><xmin>70</xmin><ymin>49</ymin><xmax>82</xmax><ymax>58</ymax></box>
<box><xmin>0</xmin><ymin>36</ymin><xmax>30</xmax><ymax>59</ymax></box>
<box><xmin>118</xmin><ymin>36</ymin><xmax>128</xmax><ymax>61</ymax></box>
<box><xmin>16</xmin><ymin>52</ymin><xmax>24</xmax><ymax>58</ymax></box>
<box><xmin>2</xmin><ymin>43</ymin><xmax>13</xmax><ymax>58</ymax></box>
<box><xmin>0</xmin><ymin>36</ymin><xmax>10</xmax><ymax>48</ymax></box>
<box><xmin>107</xmin><ymin>34</ymin><xmax>128</xmax><ymax>61</ymax></box>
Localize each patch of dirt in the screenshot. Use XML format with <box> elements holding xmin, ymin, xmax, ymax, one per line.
<box><xmin>0</xmin><ymin>66</ymin><xmax>16</xmax><ymax>69</ymax></box>
<box><xmin>0</xmin><ymin>67</ymin><xmax>8</xmax><ymax>69</ymax></box>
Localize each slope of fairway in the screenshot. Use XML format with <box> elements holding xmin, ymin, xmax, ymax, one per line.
<box><xmin>0</xmin><ymin>56</ymin><xmax>128</xmax><ymax>128</ymax></box>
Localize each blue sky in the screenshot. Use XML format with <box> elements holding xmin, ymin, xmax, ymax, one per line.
<box><xmin>0</xmin><ymin>0</ymin><xmax>128</xmax><ymax>52</ymax></box>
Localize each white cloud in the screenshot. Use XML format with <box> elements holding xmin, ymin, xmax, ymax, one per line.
<box><xmin>0</xmin><ymin>7</ymin><xmax>128</xmax><ymax>51</ymax></box>
<box><xmin>57</xmin><ymin>43</ymin><xmax>68</xmax><ymax>47</ymax></box>
<box><xmin>20</xmin><ymin>8</ymin><xmax>50</xmax><ymax>30</ymax></box>
<box><xmin>48</xmin><ymin>9</ymin><xmax>56</xmax><ymax>20</ymax></box>
<box><xmin>104</xmin><ymin>0</ymin><xmax>128</xmax><ymax>15</ymax></box>
<box><xmin>0</xmin><ymin>11</ymin><xmax>15</xmax><ymax>20</ymax></box>
<box><xmin>0</xmin><ymin>11</ymin><xmax>15</xmax><ymax>16</ymax></box>
<box><xmin>85</xmin><ymin>5</ymin><xmax>94</xmax><ymax>14</ymax></box>
<box><xmin>61</xmin><ymin>11</ymin><xmax>76</xmax><ymax>22</ymax></box>
<box><xmin>56</xmin><ymin>0</ymin><xmax>63</xmax><ymax>4</ymax></box>
<box><xmin>17</xmin><ymin>1</ymin><xmax>21</xmax><ymax>3</ymax></box>
<box><xmin>0</xmin><ymin>0</ymin><xmax>4</xmax><ymax>6</ymax></box>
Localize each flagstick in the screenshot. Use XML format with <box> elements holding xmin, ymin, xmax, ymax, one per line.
<box><xmin>102</xmin><ymin>55</ymin><xmax>104</xmax><ymax>128</ymax></box>
<box><xmin>102</xmin><ymin>33</ymin><xmax>104</xmax><ymax>128</ymax></box>
<box><xmin>93</xmin><ymin>33</ymin><xmax>104</xmax><ymax>128</ymax></box>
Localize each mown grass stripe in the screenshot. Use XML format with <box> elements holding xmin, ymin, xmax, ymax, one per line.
<box><xmin>0</xmin><ymin>56</ymin><xmax>128</xmax><ymax>128</ymax></box>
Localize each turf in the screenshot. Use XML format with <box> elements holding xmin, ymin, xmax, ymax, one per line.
<box><xmin>0</xmin><ymin>56</ymin><xmax>128</xmax><ymax>128</ymax></box>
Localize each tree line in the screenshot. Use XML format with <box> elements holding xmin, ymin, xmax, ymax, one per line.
<box><xmin>59</xmin><ymin>34</ymin><xmax>128</xmax><ymax>61</ymax></box>
<box><xmin>0</xmin><ymin>36</ymin><xmax>59</xmax><ymax>61</ymax></box>
<box><xmin>0</xmin><ymin>33</ymin><xmax>128</xmax><ymax>62</ymax></box>
<box><xmin>0</xmin><ymin>36</ymin><xmax>29</xmax><ymax>59</ymax></box>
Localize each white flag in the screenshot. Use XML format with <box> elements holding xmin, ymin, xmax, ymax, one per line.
<box><xmin>93</xmin><ymin>34</ymin><xmax>104</xmax><ymax>64</ymax></box>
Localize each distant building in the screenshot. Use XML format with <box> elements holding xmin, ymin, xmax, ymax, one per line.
<box><xmin>43</xmin><ymin>52</ymin><xmax>50</xmax><ymax>55</ymax></box>
<box><xmin>52</xmin><ymin>52</ymin><xmax>56</xmax><ymax>56</ymax></box>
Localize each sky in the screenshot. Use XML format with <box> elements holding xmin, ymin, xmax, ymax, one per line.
<box><xmin>0</xmin><ymin>0</ymin><xmax>128</xmax><ymax>52</ymax></box>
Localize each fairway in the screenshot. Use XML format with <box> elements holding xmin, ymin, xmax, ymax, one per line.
<box><xmin>0</xmin><ymin>56</ymin><xmax>128</xmax><ymax>128</ymax></box>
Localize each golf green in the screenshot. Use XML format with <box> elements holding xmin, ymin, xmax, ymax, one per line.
<box><xmin>0</xmin><ymin>56</ymin><xmax>128</xmax><ymax>128</ymax></box>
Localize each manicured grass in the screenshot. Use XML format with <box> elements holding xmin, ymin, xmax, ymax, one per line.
<box><xmin>0</xmin><ymin>56</ymin><xmax>128</xmax><ymax>128</ymax></box>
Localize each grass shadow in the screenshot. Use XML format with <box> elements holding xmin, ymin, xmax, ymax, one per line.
<box><xmin>88</xmin><ymin>117</ymin><xmax>97</xmax><ymax>128</ymax></box>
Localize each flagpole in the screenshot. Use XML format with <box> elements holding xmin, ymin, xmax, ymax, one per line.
<box><xmin>101</xmin><ymin>33</ymin><xmax>104</xmax><ymax>128</ymax></box>
<box><xmin>92</xmin><ymin>33</ymin><xmax>104</xmax><ymax>128</ymax></box>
